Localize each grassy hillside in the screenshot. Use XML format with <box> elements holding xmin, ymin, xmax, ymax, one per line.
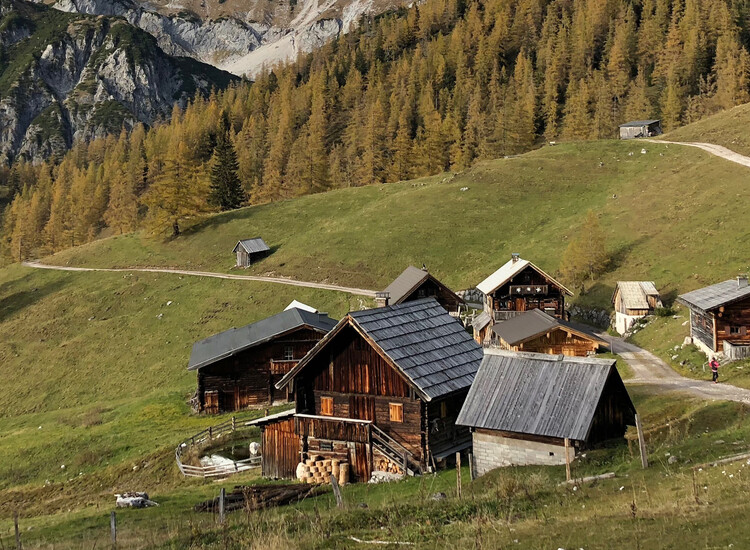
<box><xmin>49</xmin><ymin>140</ymin><xmax>750</xmax><ymax>310</ymax></box>
<box><xmin>4</xmin><ymin>137</ymin><xmax>750</xmax><ymax>547</ymax></box>
<box><xmin>663</xmin><ymin>102</ymin><xmax>750</xmax><ymax>156</ymax></box>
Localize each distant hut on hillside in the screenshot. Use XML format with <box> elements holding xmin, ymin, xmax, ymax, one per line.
<box><xmin>233</xmin><ymin>237</ymin><xmax>270</xmax><ymax>267</ymax></box>
<box><xmin>491</xmin><ymin>309</ymin><xmax>607</xmax><ymax>357</ymax></box>
<box><xmin>379</xmin><ymin>266</ymin><xmax>464</xmax><ymax>314</ymax></box>
<box><xmin>457</xmin><ymin>350</ymin><xmax>636</xmax><ymax>476</ymax></box>
<box><xmin>612</xmin><ymin>281</ymin><xmax>662</xmax><ymax>335</ymax></box>
<box><xmin>618</xmin><ymin>120</ymin><xmax>662</xmax><ymax>140</ymax></box>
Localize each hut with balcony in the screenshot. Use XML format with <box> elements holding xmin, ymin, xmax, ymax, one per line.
<box><xmin>378</xmin><ymin>266</ymin><xmax>464</xmax><ymax>314</ymax></box>
<box><xmin>457</xmin><ymin>350</ymin><xmax>636</xmax><ymax>476</ymax></box>
<box><xmin>677</xmin><ymin>276</ymin><xmax>750</xmax><ymax>359</ymax></box>
<box><xmin>474</xmin><ymin>254</ymin><xmax>572</xmax><ymax>345</ymax></box>
<box><xmin>188</xmin><ymin>308</ymin><xmax>337</xmax><ymax>413</ymax></box>
<box><xmin>266</xmin><ymin>298</ymin><xmax>483</xmax><ymax>482</ymax></box>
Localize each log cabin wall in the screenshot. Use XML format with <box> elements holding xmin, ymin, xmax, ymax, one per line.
<box><xmin>261</xmin><ymin>417</ymin><xmax>299</xmax><ymax>479</ymax></box>
<box><xmin>198</xmin><ymin>328</ymin><xmax>324</xmax><ymax>413</ymax></box>
<box><xmin>488</xmin><ymin>266</ymin><xmax>566</xmax><ymax>319</ymax></box>
<box><xmin>295</xmin><ymin>325</ymin><xmax>426</xmax><ymax>463</ymax></box>
<box><xmin>504</xmin><ymin>329</ymin><xmax>599</xmax><ymax>357</ymax></box>
<box><xmin>690</xmin><ymin>310</ymin><xmax>715</xmax><ymax>352</ymax></box>
<box><xmin>426</xmin><ymin>390</ymin><xmax>470</xmax><ymax>458</ymax></box>
<box><xmin>586</xmin><ymin>372</ymin><xmax>635</xmax><ymax>444</ymax></box>
<box><xmin>713</xmin><ymin>298</ymin><xmax>750</xmax><ymax>352</ymax></box>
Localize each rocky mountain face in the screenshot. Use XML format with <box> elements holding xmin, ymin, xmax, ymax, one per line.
<box><xmin>51</xmin><ymin>0</ymin><xmax>407</xmax><ymax>77</ymax></box>
<box><xmin>0</xmin><ymin>0</ymin><xmax>236</xmax><ymax>164</ymax></box>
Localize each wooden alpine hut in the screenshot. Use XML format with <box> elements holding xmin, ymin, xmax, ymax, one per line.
<box><xmin>611</xmin><ymin>281</ymin><xmax>662</xmax><ymax>335</ymax></box>
<box><xmin>262</xmin><ymin>298</ymin><xmax>483</xmax><ymax>482</ymax></box>
<box><xmin>379</xmin><ymin>266</ymin><xmax>464</xmax><ymax>314</ymax></box>
<box><xmin>457</xmin><ymin>350</ymin><xmax>636</xmax><ymax>477</ymax></box>
<box><xmin>233</xmin><ymin>237</ymin><xmax>271</xmax><ymax>267</ymax></box>
<box><xmin>189</xmin><ymin>308</ymin><xmax>337</xmax><ymax>413</ymax></box>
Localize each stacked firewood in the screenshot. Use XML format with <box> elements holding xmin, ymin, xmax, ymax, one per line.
<box><xmin>194</xmin><ymin>484</ymin><xmax>320</xmax><ymax>513</ymax></box>
<box><xmin>296</xmin><ymin>456</ymin><xmax>349</xmax><ymax>485</ymax></box>
<box><xmin>373</xmin><ymin>457</ymin><xmax>403</xmax><ymax>475</ymax></box>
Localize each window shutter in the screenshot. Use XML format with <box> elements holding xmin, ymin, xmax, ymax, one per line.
<box><xmin>389</xmin><ymin>403</ymin><xmax>404</xmax><ymax>423</ymax></box>
<box><xmin>321</xmin><ymin>397</ymin><xmax>333</xmax><ymax>416</ymax></box>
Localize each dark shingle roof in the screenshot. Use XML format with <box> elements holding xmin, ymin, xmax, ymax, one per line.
<box><xmin>233</xmin><ymin>238</ymin><xmax>270</xmax><ymax>254</ymax></box>
<box><xmin>492</xmin><ymin>309</ymin><xmax>606</xmax><ymax>346</ymax></box>
<box><xmin>678</xmin><ymin>279</ymin><xmax>750</xmax><ymax>312</ymax></box>
<box><xmin>472</xmin><ymin>311</ymin><xmax>491</xmax><ymax>331</ymax></box>
<box><xmin>619</xmin><ymin>120</ymin><xmax>660</xmax><ymax>127</ymax></box>
<box><xmin>278</xmin><ymin>298</ymin><xmax>483</xmax><ymax>401</ymax></box>
<box><xmin>383</xmin><ymin>266</ymin><xmax>430</xmax><ymax>304</ymax></box>
<box><xmin>457</xmin><ymin>350</ymin><xmax>634</xmax><ymax>441</ymax></box>
<box><xmin>188</xmin><ymin>309</ymin><xmax>337</xmax><ymax>371</ymax></box>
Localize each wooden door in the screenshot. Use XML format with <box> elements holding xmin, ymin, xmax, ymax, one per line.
<box><xmin>262</xmin><ymin>418</ymin><xmax>299</xmax><ymax>479</ymax></box>
<box><xmin>515</xmin><ymin>298</ymin><xmax>526</xmax><ymax>312</ymax></box>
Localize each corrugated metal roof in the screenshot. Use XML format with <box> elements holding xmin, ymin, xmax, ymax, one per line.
<box><xmin>678</xmin><ymin>278</ymin><xmax>750</xmax><ymax>312</ymax></box>
<box><xmin>472</xmin><ymin>311</ymin><xmax>491</xmax><ymax>331</ymax></box>
<box><xmin>492</xmin><ymin>310</ymin><xmax>606</xmax><ymax>346</ymax></box>
<box><xmin>384</xmin><ymin>266</ymin><xmax>430</xmax><ymax>304</ymax></box>
<box><xmin>619</xmin><ymin>120</ymin><xmax>660</xmax><ymax>127</ymax></box>
<box><xmin>188</xmin><ymin>308</ymin><xmax>337</xmax><ymax>371</ymax></box>
<box><xmin>457</xmin><ymin>350</ymin><xmax>634</xmax><ymax>441</ymax></box>
<box><xmin>233</xmin><ymin>238</ymin><xmax>270</xmax><ymax>254</ymax></box>
<box><xmin>277</xmin><ymin>298</ymin><xmax>483</xmax><ymax>401</ymax></box>
<box><xmin>476</xmin><ymin>257</ymin><xmax>572</xmax><ymax>296</ymax></box>
<box><xmin>613</xmin><ymin>281</ymin><xmax>661</xmax><ymax>310</ymax></box>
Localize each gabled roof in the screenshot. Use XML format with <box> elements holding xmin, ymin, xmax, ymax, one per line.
<box><xmin>491</xmin><ymin>309</ymin><xmax>607</xmax><ymax>347</ymax></box>
<box><xmin>472</xmin><ymin>311</ymin><xmax>491</xmax><ymax>331</ymax></box>
<box><xmin>383</xmin><ymin>266</ymin><xmax>464</xmax><ymax>306</ymax></box>
<box><xmin>476</xmin><ymin>257</ymin><xmax>572</xmax><ymax>296</ymax></box>
<box><xmin>188</xmin><ymin>309</ymin><xmax>337</xmax><ymax>371</ymax></box>
<box><xmin>277</xmin><ymin>298</ymin><xmax>483</xmax><ymax>401</ymax></box>
<box><xmin>678</xmin><ymin>279</ymin><xmax>750</xmax><ymax>313</ymax></box>
<box><xmin>619</xmin><ymin>120</ymin><xmax>660</xmax><ymax>127</ymax></box>
<box><xmin>612</xmin><ymin>281</ymin><xmax>661</xmax><ymax>310</ymax></box>
<box><xmin>285</xmin><ymin>300</ymin><xmax>317</xmax><ymax>313</ymax></box>
<box><xmin>456</xmin><ymin>350</ymin><xmax>635</xmax><ymax>441</ymax></box>
<box><xmin>233</xmin><ymin>237</ymin><xmax>270</xmax><ymax>255</ymax></box>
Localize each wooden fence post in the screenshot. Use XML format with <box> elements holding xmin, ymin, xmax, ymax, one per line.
<box><xmin>402</xmin><ymin>451</ymin><xmax>408</xmax><ymax>479</ymax></box>
<box><xmin>330</xmin><ymin>474</ymin><xmax>344</xmax><ymax>508</ymax></box>
<box><xmin>468</xmin><ymin>452</ymin><xmax>475</xmax><ymax>481</ymax></box>
<box><xmin>456</xmin><ymin>452</ymin><xmax>462</xmax><ymax>498</ymax></box>
<box><xmin>635</xmin><ymin>414</ymin><xmax>648</xmax><ymax>469</ymax></box>
<box><xmin>564</xmin><ymin>438</ymin><xmax>572</xmax><ymax>482</ymax></box>
<box><xmin>14</xmin><ymin>511</ymin><xmax>21</xmax><ymax>550</ymax></box>
<box><xmin>232</xmin><ymin>416</ymin><xmax>236</xmax><ymax>432</ymax></box>
<box><xmin>219</xmin><ymin>488</ymin><xmax>226</xmax><ymax>525</ymax></box>
<box><xmin>110</xmin><ymin>511</ymin><xmax>117</xmax><ymax>547</ymax></box>
<box><xmin>209</xmin><ymin>426</ymin><xmax>213</xmax><ymax>440</ymax></box>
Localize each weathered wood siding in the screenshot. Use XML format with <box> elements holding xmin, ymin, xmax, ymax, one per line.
<box><xmin>426</xmin><ymin>391</ymin><xmax>470</xmax><ymax>458</ymax></box>
<box><xmin>690</xmin><ymin>310</ymin><xmax>715</xmax><ymax>351</ymax></box>
<box><xmin>502</xmin><ymin>328</ymin><xmax>600</xmax><ymax>357</ymax></box>
<box><xmin>488</xmin><ymin>265</ymin><xmax>566</xmax><ymax>319</ymax></box>
<box><xmin>295</xmin><ymin>325</ymin><xmax>426</xmax><ymax>464</ymax></box>
<box><xmin>261</xmin><ymin>417</ymin><xmax>299</xmax><ymax>479</ymax></box>
<box><xmin>400</xmin><ymin>279</ymin><xmax>462</xmax><ymax>312</ymax></box>
<box><xmin>713</xmin><ymin>298</ymin><xmax>750</xmax><ymax>352</ymax></box>
<box><xmin>587</xmin><ymin>371</ymin><xmax>635</xmax><ymax>444</ymax></box>
<box><xmin>198</xmin><ymin>328</ymin><xmax>324</xmax><ymax>413</ymax></box>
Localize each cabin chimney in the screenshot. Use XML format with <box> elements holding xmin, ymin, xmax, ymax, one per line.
<box><xmin>375</xmin><ymin>291</ymin><xmax>390</xmax><ymax>308</ymax></box>
<box><xmin>738</xmin><ymin>275</ymin><xmax>748</xmax><ymax>288</ymax></box>
<box><xmin>511</xmin><ymin>253</ymin><xmax>520</xmax><ymax>263</ymax></box>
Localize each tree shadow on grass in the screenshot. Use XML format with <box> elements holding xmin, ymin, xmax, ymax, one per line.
<box><xmin>607</xmin><ymin>236</ymin><xmax>649</xmax><ymax>273</ymax></box>
<box><xmin>180</xmin><ymin>207</ymin><xmax>254</xmax><ymax>238</ymax></box>
<box><xmin>0</xmin><ymin>275</ymin><xmax>69</xmax><ymax>324</ymax></box>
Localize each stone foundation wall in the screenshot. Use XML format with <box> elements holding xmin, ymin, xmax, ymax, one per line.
<box><xmin>472</xmin><ymin>431</ymin><xmax>574</xmax><ymax>477</ymax></box>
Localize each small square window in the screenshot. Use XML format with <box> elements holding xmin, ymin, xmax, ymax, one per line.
<box><xmin>283</xmin><ymin>345</ymin><xmax>294</xmax><ymax>361</ymax></box>
<box><xmin>389</xmin><ymin>403</ymin><xmax>404</xmax><ymax>423</ymax></box>
<box><xmin>321</xmin><ymin>396</ymin><xmax>334</xmax><ymax>416</ymax></box>
<box><xmin>319</xmin><ymin>441</ymin><xmax>333</xmax><ymax>452</ymax></box>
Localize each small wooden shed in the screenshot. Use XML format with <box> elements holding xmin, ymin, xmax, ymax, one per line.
<box><xmin>233</xmin><ymin>238</ymin><xmax>270</xmax><ymax>267</ymax></box>
<box><xmin>380</xmin><ymin>266</ymin><xmax>464</xmax><ymax>313</ymax></box>
<box><xmin>612</xmin><ymin>281</ymin><xmax>662</xmax><ymax>335</ymax></box>
<box><xmin>677</xmin><ymin>276</ymin><xmax>750</xmax><ymax>358</ymax></box>
<box><xmin>457</xmin><ymin>350</ymin><xmax>636</xmax><ymax>477</ymax></box>
<box><xmin>491</xmin><ymin>309</ymin><xmax>607</xmax><ymax>357</ymax></box>
<box><xmin>618</xmin><ymin>120</ymin><xmax>662</xmax><ymax>140</ymax></box>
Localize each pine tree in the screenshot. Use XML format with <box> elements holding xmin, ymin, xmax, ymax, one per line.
<box><xmin>209</xmin><ymin>111</ymin><xmax>245</xmax><ymax>210</ymax></box>
<box><xmin>560</xmin><ymin>210</ymin><xmax>609</xmax><ymax>293</ymax></box>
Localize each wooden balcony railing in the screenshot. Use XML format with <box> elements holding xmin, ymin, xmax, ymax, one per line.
<box><xmin>295</xmin><ymin>414</ymin><xmax>371</xmax><ymax>444</ymax></box>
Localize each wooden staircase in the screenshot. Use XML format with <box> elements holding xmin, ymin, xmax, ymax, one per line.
<box><xmin>370</xmin><ymin>424</ymin><xmax>419</xmax><ymax>476</ymax></box>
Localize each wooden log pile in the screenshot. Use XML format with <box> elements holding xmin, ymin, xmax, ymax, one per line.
<box><xmin>296</xmin><ymin>456</ymin><xmax>349</xmax><ymax>485</ymax></box>
<box><xmin>373</xmin><ymin>456</ymin><xmax>403</xmax><ymax>475</ymax></box>
<box><xmin>194</xmin><ymin>484</ymin><xmax>322</xmax><ymax>513</ymax></box>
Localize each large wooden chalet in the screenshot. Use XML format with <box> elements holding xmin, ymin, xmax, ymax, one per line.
<box><xmin>188</xmin><ymin>308</ymin><xmax>337</xmax><ymax>413</ymax></box>
<box><xmin>678</xmin><ymin>276</ymin><xmax>750</xmax><ymax>358</ymax></box>
<box><xmin>491</xmin><ymin>309</ymin><xmax>607</xmax><ymax>357</ymax></box>
<box><xmin>473</xmin><ymin>254</ymin><xmax>572</xmax><ymax>344</ymax></box>
<box><xmin>261</xmin><ymin>298</ymin><xmax>483</xmax><ymax>482</ymax></box>
<box><xmin>457</xmin><ymin>350</ymin><xmax>636</xmax><ymax>476</ymax></box>
<box><xmin>378</xmin><ymin>266</ymin><xmax>464</xmax><ymax>313</ymax></box>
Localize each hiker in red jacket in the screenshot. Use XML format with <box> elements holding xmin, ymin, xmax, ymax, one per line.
<box><xmin>710</xmin><ymin>358</ymin><xmax>720</xmax><ymax>383</ymax></box>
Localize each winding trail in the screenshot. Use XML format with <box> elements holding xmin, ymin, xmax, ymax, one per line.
<box><xmin>22</xmin><ymin>261</ymin><xmax>377</xmax><ymax>297</ymax></box>
<box><xmin>645</xmin><ymin>139</ymin><xmax>750</xmax><ymax>168</ymax></box>
<box><xmin>598</xmin><ymin>333</ymin><xmax>750</xmax><ymax>404</ymax></box>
